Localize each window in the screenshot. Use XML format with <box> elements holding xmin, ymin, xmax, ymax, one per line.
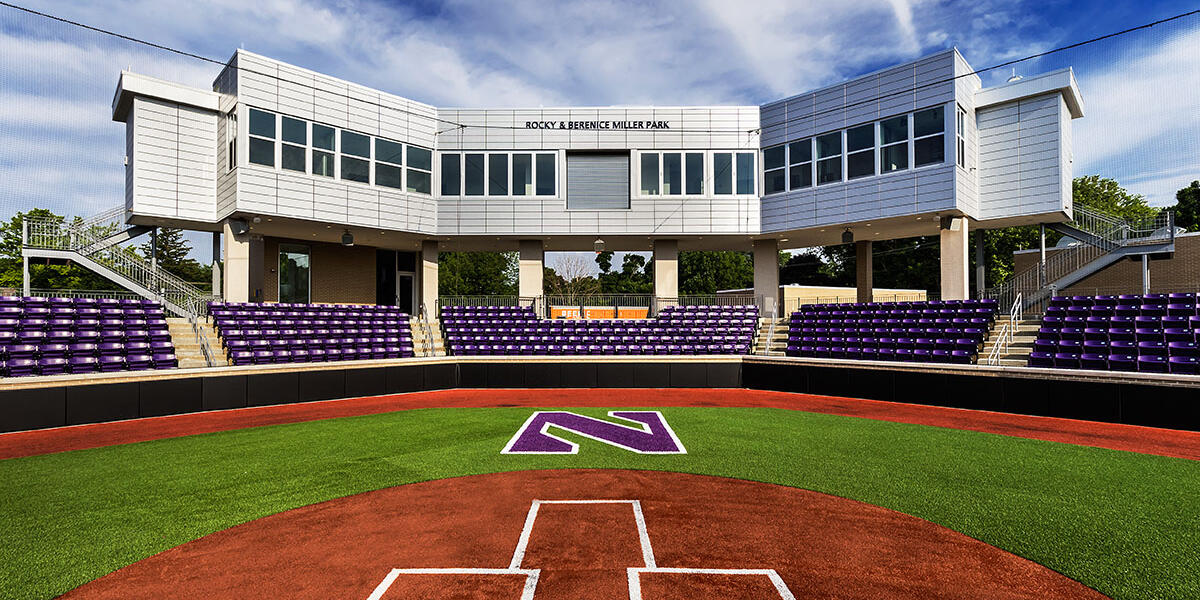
<box><xmin>226</xmin><ymin>113</ymin><xmax>237</xmax><ymax>172</ymax></box>
<box><xmin>407</xmin><ymin>146</ymin><xmax>432</xmax><ymax>194</ymax></box>
<box><xmin>845</xmin><ymin>124</ymin><xmax>874</xmax><ymax>180</ymax></box>
<box><xmin>465</xmin><ymin>153</ymin><xmax>485</xmax><ymax>195</ymax></box>
<box><xmin>247</xmin><ymin>108</ymin><xmax>275</xmax><ymax>167</ymax></box>
<box><xmin>956</xmin><ymin>105</ymin><xmax>967</xmax><ymax>169</ymax></box>
<box><xmin>763</xmin><ymin>145</ymin><xmax>786</xmax><ymax>195</ymax></box>
<box><xmin>535</xmin><ymin>153</ymin><xmax>555</xmax><ymax>196</ymax></box>
<box><xmin>663</xmin><ymin>153</ymin><xmax>682</xmax><ymax>195</ymax></box>
<box><xmin>488</xmin><ymin>153</ymin><xmax>508</xmax><ymax>195</ymax></box>
<box><xmin>640</xmin><ymin>153</ymin><xmax>660</xmax><ymax>195</ymax></box>
<box><xmin>278</xmin><ymin>244</ymin><xmax>310</xmax><ymax>304</ymax></box>
<box><xmin>713</xmin><ymin>153</ymin><xmax>733</xmax><ymax>194</ymax></box>
<box><xmin>441</xmin><ymin>153</ymin><xmax>461</xmax><ymax>195</ymax></box>
<box><xmin>789</xmin><ymin>139</ymin><xmax>812</xmax><ymax>189</ymax></box>
<box><xmin>816</xmin><ymin>132</ymin><xmax>841</xmax><ymax>185</ymax></box>
<box><xmin>685</xmin><ymin>152</ymin><xmax>703</xmax><ymax>194</ymax></box>
<box><xmin>736</xmin><ymin>152</ymin><xmax>755</xmax><ymax>194</ymax></box>
<box><xmin>340</xmin><ymin>130</ymin><xmax>370</xmax><ymax>183</ymax></box>
<box><xmin>914</xmin><ymin>106</ymin><xmax>945</xmax><ymax>167</ymax></box>
<box><xmin>512</xmin><ymin>153</ymin><xmax>532</xmax><ymax>195</ymax></box>
<box><xmin>879</xmin><ymin>115</ymin><xmax>908</xmax><ymax>173</ymax></box>
<box><xmin>312</xmin><ymin>123</ymin><xmax>335</xmax><ymax>178</ymax></box>
<box><xmin>375</xmin><ymin>138</ymin><xmax>403</xmax><ymax>190</ymax></box>
<box><xmin>277</xmin><ymin>117</ymin><xmax>307</xmax><ymax>173</ymax></box>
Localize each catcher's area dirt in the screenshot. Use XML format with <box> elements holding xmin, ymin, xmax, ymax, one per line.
<box><xmin>59</xmin><ymin>469</ymin><xmax>1107</xmax><ymax>599</ymax></box>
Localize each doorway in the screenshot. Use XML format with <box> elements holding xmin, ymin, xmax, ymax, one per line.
<box><xmin>376</xmin><ymin>249</ymin><xmax>417</xmax><ymax>313</ymax></box>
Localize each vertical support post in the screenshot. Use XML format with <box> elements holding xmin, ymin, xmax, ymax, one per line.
<box><xmin>855</xmin><ymin>240</ymin><xmax>873</xmax><ymax>304</ymax></box>
<box><xmin>1038</xmin><ymin>224</ymin><xmax>1047</xmax><ymax>287</ymax></box>
<box><xmin>518</xmin><ymin>240</ymin><xmax>544</xmax><ymax>306</ymax></box>
<box><xmin>939</xmin><ymin>216</ymin><xmax>969</xmax><ymax>301</ymax></box>
<box><xmin>1142</xmin><ymin>253</ymin><xmax>1150</xmax><ymax>295</ymax></box>
<box><xmin>21</xmin><ymin>219</ymin><xmax>30</xmax><ymax>297</ymax></box>
<box><xmin>211</xmin><ymin>231</ymin><xmax>222</xmax><ymax>298</ymax></box>
<box><xmin>420</xmin><ymin>240</ymin><xmax>440</xmax><ymax>316</ymax></box>
<box><xmin>653</xmin><ymin>239</ymin><xmax>679</xmax><ymax>313</ymax></box>
<box><xmin>753</xmin><ymin>239</ymin><xmax>780</xmax><ymax>316</ymax></box>
<box><xmin>974</xmin><ymin>230</ymin><xmax>985</xmax><ymax>299</ymax></box>
<box><xmin>150</xmin><ymin>226</ymin><xmax>158</xmax><ymax>271</ymax></box>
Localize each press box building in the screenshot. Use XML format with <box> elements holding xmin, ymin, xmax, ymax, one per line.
<box><xmin>111</xmin><ymin>48</ymin><xmax>1084</xmax><ymax>314</ymax></box>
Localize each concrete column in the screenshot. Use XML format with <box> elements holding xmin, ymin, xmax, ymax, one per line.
<box><xmin>211</xmin><ymin>232</ymin><xmax>222</xmax><ymax>298</ymax></box>
<box><xmin>753</xmin><ymin>239</ymin><xmax>780</xmax><ymax>316</ymax></box>
<box><xmin>855</xmin><ymin>240</ymin><xmax>873</xmax><ymax>304</ymax></box>
<box><xmin>420</xmin><ymin>240</ymin><xmax>439</xmax><ymax>316</ymax></box>
<box><xmin>518</xmin><ymin>240</ymin><xmax>544</xmax><ymax>304</ymax></box>
<box><xmin>939</xmin><ymin>216</ymin><xmax>969</xmax><ymax>301</ymax></box>
<box><xmin>222</xmin><ymin>221</ymin><xmax>264</xmax><ymax>303</ymax></box>
<box><xmin>653</xmin><ymin>239</ymin><xmax>678</xmax><ymax>311</ymax></box>
<box><xmin>974</xmin><ymin>231</ymin><xmax>985</xmax><ymax>299</ymax></box>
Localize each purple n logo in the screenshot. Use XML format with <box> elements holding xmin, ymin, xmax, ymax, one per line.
<box><xmin>502</xmin><ymin>411</ymin><xmax>687</xmax><ymax>455</ymax></box>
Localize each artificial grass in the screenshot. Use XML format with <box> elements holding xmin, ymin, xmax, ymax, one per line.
<box><xmin>1</xmin><ymin>406</ymin><xmax>1197</xmax><ymax>599</ymax></box>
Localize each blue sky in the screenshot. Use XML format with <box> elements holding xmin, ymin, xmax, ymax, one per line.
<box><xmin>0</xmin><ymin>0</ymin><xmax>1198</xmax><ymax>266</ymax></box>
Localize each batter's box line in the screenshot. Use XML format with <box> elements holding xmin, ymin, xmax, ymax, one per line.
<box><xmin>366</xmin><ymin>568</ymin><xmax>540</xmax><ymax>600</ymax></box>
<box><xmin>627</xmin><ymin>568</ymin><xmax>797</xmax><ymax>600</ymax></box>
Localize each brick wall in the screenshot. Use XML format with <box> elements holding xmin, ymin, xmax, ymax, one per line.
<box><xmin>1012</xmin><ymin>233</ymin><xmax>1200</xmax><ymax>296</ymax></box>
<box><xmin>262</xmin><ymin>237</ymin><xmax>377</xmax><ymax>304</ymax></box>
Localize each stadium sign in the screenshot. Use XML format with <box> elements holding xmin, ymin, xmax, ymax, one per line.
<box><xmin>524</xmin><ymin>120</ymin><xmax>670</xmax><ymax>130</ymax></box>
<box><xmin>502</xmin><ymin>411</ymin><xmax>686</xmax><ymax>454</ymax></box>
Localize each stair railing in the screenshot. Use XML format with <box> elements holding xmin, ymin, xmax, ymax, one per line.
<box><xmin>24</xmin><ymin>214</ymin><xmax>218</xmax><ymax>316</ymax></box>
<box><xmin>761</xmin><ymin>310</ymin><xmax>778</xmax><ymax>356</ymax></box>
<box><xmin>418</xmin><ymin>302</ymin><xmax>435</xmax><ymax>357</ymax></box>
<box><xmin>986</xmin><ymin>292</ymin><xmax>1021</xmax><ymax>366</ymax></box>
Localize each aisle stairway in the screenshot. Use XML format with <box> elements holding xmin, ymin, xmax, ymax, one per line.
<box><xmin>753</xmin><ymin>316</ymin><xmax>788</xmax><ymax>355</ymax></box>
<box><xmin>411</xmin><ymin>317</ymin><xmax>446</xmax><ymax>357</ymax></box>
<box><xmin>167</xmin><ymin>318</ymin><xmax>220</xmax><ymax>368</ymax></box>
<box><xmin>980</xmin><ymin>316</ymin><xmax>1040</xmax><ymax>366</ymax></box>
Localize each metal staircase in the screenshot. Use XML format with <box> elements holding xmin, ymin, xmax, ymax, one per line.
<box><xmin>987</xmin><ymin>206</ymin><xmax>1176</xmax><ymax>313</ymax></box>
<box><xmin>21</xmin><ymin>207</ymin><xmax>219</xmax><ymax>319</ymax></box>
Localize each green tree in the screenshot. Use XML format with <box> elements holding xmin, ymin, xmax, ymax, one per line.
<box><xmin>1072</xmin><ymin>175</ymin><xmax>1158</xmax><ymax>222</ymax></box>
<box><xmin>678</xmin><ymin>251</ymin><xmax>753</xmax><ymax>295</ymax></box>
<box><xmin>1172</xmin><ymin>180</ymin><xmax>1200</xmax><ymax>232</ymax></box>
<box><xmin>438</xmin><ymin>251</ymin><xmax>517</xmax><ymax>296</ymax></box>
<box><xmin>139</xmin><ymin>227</ymin><xmax>213</xmax><ymax>291</ymax></box>
<box><xmin>594</xmin><ymin>251</ymin><xmax>653</xmax><ymax>294</ymax></box>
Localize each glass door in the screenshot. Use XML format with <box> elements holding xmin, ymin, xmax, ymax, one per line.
<box><xmin>278</xmin><ymin>244</ymin><xmax>310</xmax><ymax>304</ymax></box>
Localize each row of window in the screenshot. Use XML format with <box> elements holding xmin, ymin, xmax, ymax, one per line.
<box><xmin>762</xmin><ymin>106</ymin><xmax>948</xmax><ymax>195</ymax></box>
<box><xmin>439</xmin><ymin>152</ymin><xmax>557</xmax><ymax>197</ymax></box>
<box><xmin>638</xmin><ymin>151</ymin><xmax>756</xmax><ymax>196</ymax></box>
<box><xmin>247</xmin><ymin>108</ymin><xmax>433</xmax><ymax>194</ymax></box>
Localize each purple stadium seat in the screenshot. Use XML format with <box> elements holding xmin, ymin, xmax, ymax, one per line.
<box><xmin>68</xmin><ymin>355</ymin><xmax>99</xmax><ymax>374</ymax></box>
<box><xmin>1027</xmin><ymin>352</ymin><xmax>1055</xmax><ymax>368</ymax></box>
<box><xmin>1168</xmin><ymin>356</ymin><xmax>1199</xmax><ymax>374</ymax></box>
<box><xmin>1137</xmin><ymin>354</ymin><xmax>1169</xmax><ymax>373</ymax></box>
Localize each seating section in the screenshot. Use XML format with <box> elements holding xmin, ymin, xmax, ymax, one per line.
<box><xmin>0</xmin><ymin>296</ymin><xmax>176</xmax><ymax>377</ymax></box>
<box><xmin>1026</xmin><ymin>293</ymin><xmax>1200</xmax><ymax>374</ymax></box>
<box><xmin>784</xmin><ymin>299</ymin><xmax>999</xmax><ymax>363</ymax></box>
<box><xmin>208</xmin><ymin>302</ymin><xmax>416</xmax><ymax>365</ymax></box>
<box><xmin>442</xmin><ymin>305</ymin><xmax>759</xmax><ymax>355</ymax></box>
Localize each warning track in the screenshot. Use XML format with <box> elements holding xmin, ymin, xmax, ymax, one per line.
<box><xmin>59</xmin><ymin>469</ymin><xmax>1107</xmax><ymax>600</ymax></box>
<box><xmin>2</xmin><ymin>388</ymin><xmax>1197</xmax><ymax>460</ymax></box>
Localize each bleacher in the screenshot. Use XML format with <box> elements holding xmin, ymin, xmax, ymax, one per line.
<box><xmin>208</xmin><ymin>302</ymin><xmax>416</xmax><ymax>365</ymax></box>
<box><xmin>784</xmin><ymin>299</ymin><xmax>999</xmax><ymax>363</ymax></box>
<box><xmin>1026</xmin><ymin>294</ymin><xmax>1200</xmax><ymax>374</ymax></box>
<box><xmin>0</xmin><ymin>296</ymin><xmax>176</xmax><ymax>376</ymax></box>
<box><xmin>441</xmin><ymin>304</ymin><xmax>759</xmax><ymax>355</ymax></box>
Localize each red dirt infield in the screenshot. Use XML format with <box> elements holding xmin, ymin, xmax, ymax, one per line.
<box><xmin>58</xmin><ymin>469</ymin><xmax>1108</xmax><ymax>600</ymax></box>
<box><xmin>2</xmin><ymin>388</ymin><xmax>1197</xmax><ymax>460</ymax></box>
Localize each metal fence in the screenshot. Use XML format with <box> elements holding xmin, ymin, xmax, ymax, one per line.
<box><xmin>20</xmin><ymin>288</ymin><xmax>146</xmax><ymax>300</ymax></box>
<box><xmin>779</xmin><ymin>291</ymin><xmax>935</xmax><ymax>316</ymax></box>
<box><xmin>437</xmin><ymin>294</ymin><xmax>762</xmax><ymax>318</ymax></box>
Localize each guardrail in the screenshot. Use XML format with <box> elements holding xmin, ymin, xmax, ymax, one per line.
<box><xmin>986</xmin><ymin>292</ymin><xmax>1021</xmax><ymax>365</ymax></box>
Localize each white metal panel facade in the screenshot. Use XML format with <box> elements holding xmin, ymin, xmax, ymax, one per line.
<box><xmin>127</xmin><ymin>96</ymin><xmax>218</xmax><ymax>221</ymax></box>
<box><xmin>976</xmin><ymin>93</ymin><xmax>1071</xmax><ymax>220</ymax></box>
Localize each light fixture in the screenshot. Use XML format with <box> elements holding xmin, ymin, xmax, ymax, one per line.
<box><xmin>341</xmin><ymin>229</ymin><xmax>354</xmax><ymax>247</ymax></box>
<box><xmin>841</xmin><ymin>229</ymin><xmax>853</xmax><ymax>244</ymax></box>
<box><xmin>228</xmin><ymin>219</ymin><xmax>249</xmax><ymax>235</ymax></box>
<box><xmin>593</xmin><ymin>238</ymin><xmax>605</xmax><ymax>252</ymax></box>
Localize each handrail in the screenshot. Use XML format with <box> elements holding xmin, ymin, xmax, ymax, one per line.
<box><xmin>762</xmin><ymin>310</ymin><xmax>778</xmax><ymax>356</ymax></box>
<box><xmin>986</xmin><ymin>292</ymin><xmax>1022</xmax><ymax>365</ymax></box>
<box><xmin>418</xmin><ymin>302</ymin><xmax>435</xmax><ymax>357</ymax></box>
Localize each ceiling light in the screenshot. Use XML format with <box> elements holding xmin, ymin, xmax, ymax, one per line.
<box><xmin>841</xmin><ymin>229</ymin><xmax>853</xmax><ymax>244</ymax></box>
<box><xmin>593</xmin><ymin>238</ymin><xmax>605</xmax><ymax>252</ymax></box>
<box><xmin>341</xmin><ymin>229</ymin><xmax>354</xmax><ymax>247</ymax></box>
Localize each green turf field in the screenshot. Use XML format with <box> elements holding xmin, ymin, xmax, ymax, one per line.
<box><xmin>1</xmin><ymin>406</ymin><xmax>1197</xmax><ymax>599</ymax></box>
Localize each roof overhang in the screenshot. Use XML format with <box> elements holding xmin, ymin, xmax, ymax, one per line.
<box><xmin>112</xmin><ymin>71</ymin><xmax>221</xmax><ymax>122</ymax></box>
<box><xmin>975</xmin><ymin>67</ymin><xmax>1085</xmax><ymax>118</ymax></box>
